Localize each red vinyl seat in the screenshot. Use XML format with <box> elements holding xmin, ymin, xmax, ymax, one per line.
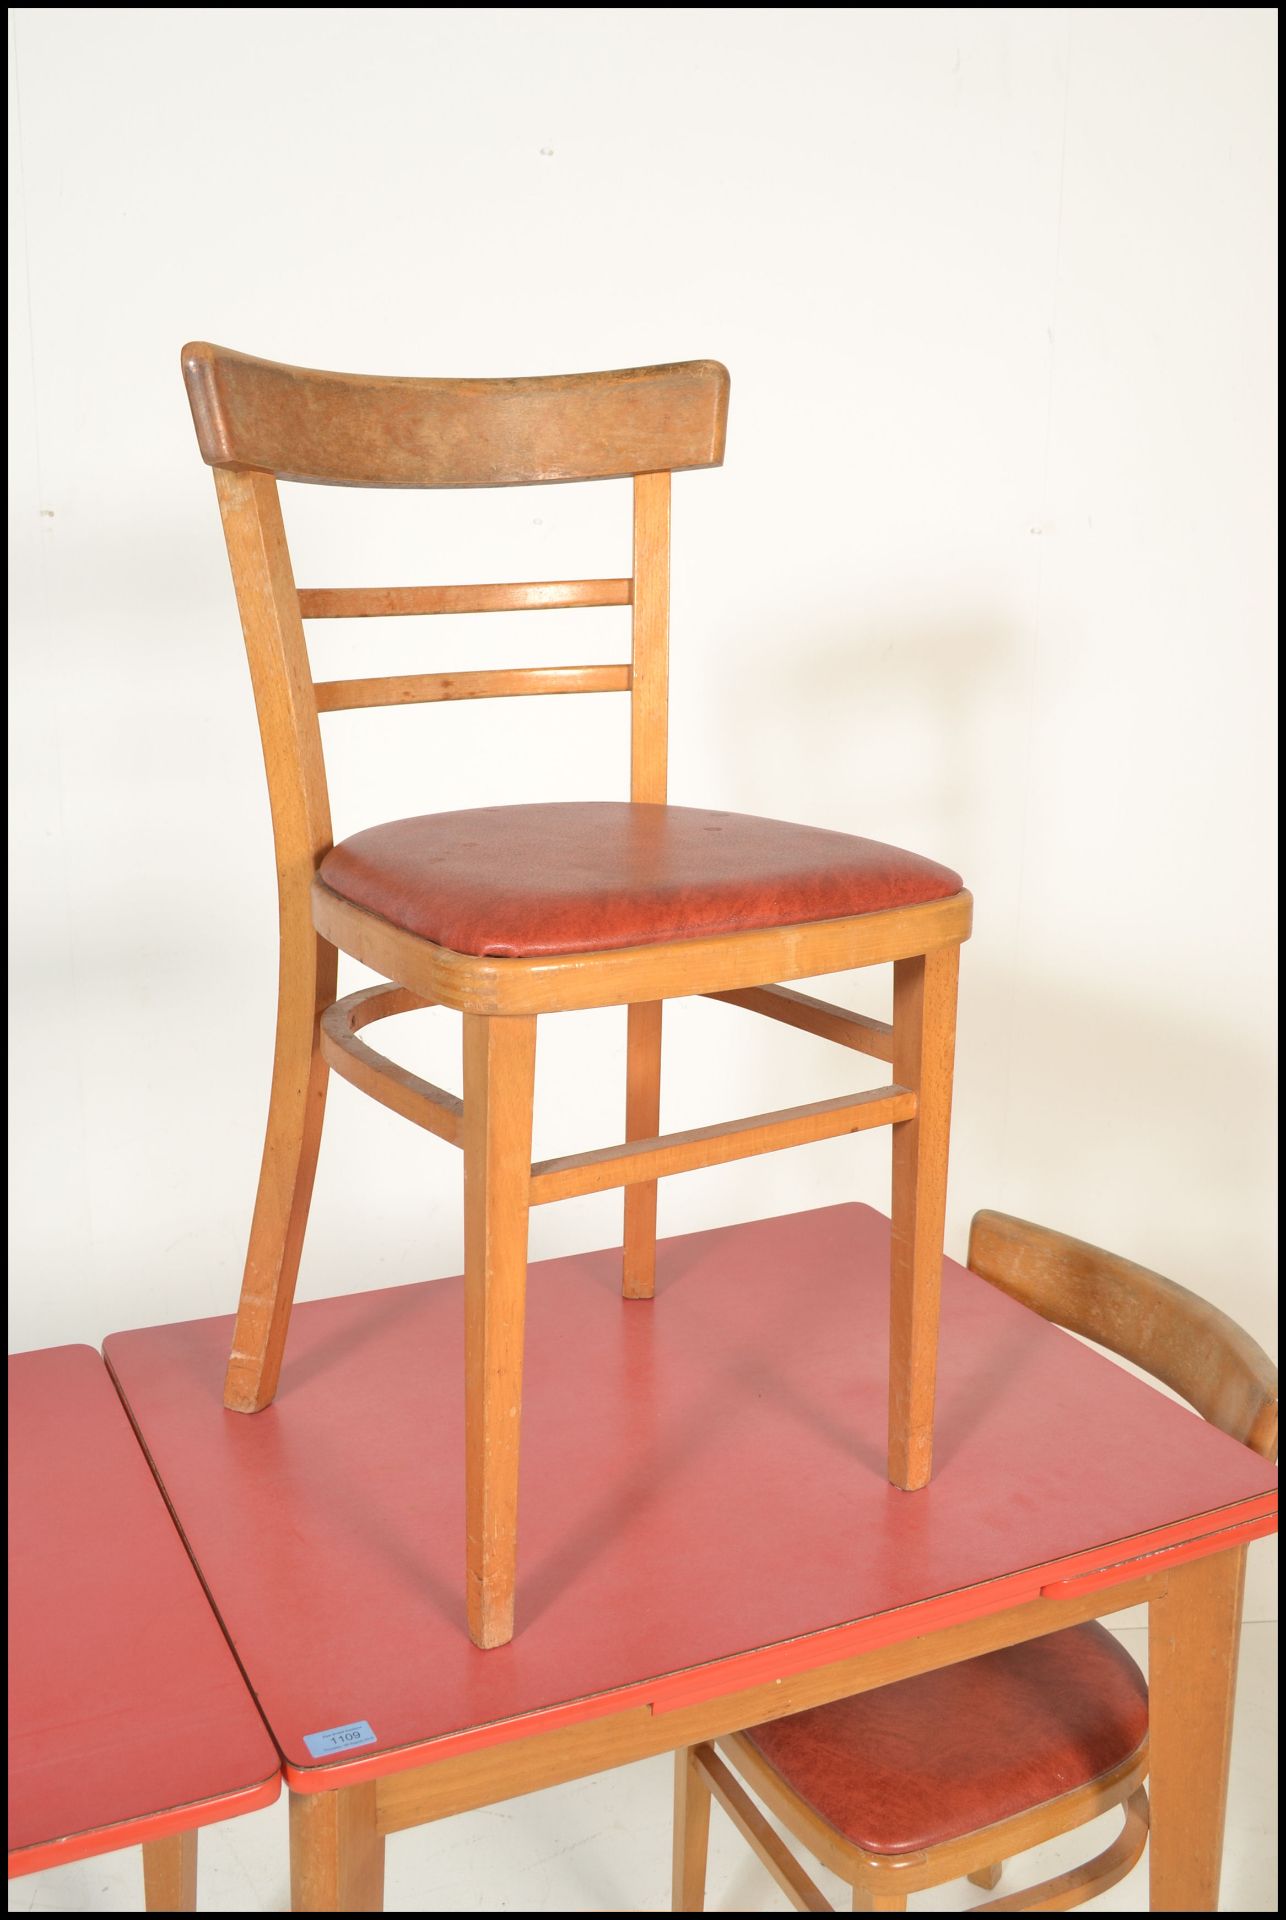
<box><xmin>741</xmin><ymin>1624</ymin><xmax>1148</xmax><ymax>1856</ymax></box>
<box><xmin>318</xmin><ymin>800</ymin><xmax>964</xmax><ymax>959</ymax></box>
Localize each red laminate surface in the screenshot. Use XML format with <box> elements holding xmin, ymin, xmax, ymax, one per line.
<box><xmin>7</xmin><ymin>1347</ymin><xmax>280</xmax><ymax>1876</ymax></box>
<box><xmin>102</xmin><ymin>1206</ymin><xmax>1276</xmax><ymax>1789</ymax></box>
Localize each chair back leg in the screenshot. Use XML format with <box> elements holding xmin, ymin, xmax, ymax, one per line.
<box><xmin>623</xmin><ymin>1001</ymin><xmax>664</xmax><ymax>1298</ymax></box>
<box><xmin>888</xmin><ymin>943</ymin><xmax>959</xmax><ymax>1487</ymax></box>
<box><xmin>224</xmin><ymin>927</ymin><xmax>337</xmax><ymax>1412</ymax></box>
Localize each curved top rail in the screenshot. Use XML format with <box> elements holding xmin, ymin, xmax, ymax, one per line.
<box><xmin>181</xmin><ymin>344</ymin><xmax>730</xmax><ymax>489</ymax></box>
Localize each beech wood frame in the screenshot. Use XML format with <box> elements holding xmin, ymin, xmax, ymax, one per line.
<box><xmin>184</xmin><ymin>344</ymin><xmax>971</xmax><ymax>1649</ymax></box>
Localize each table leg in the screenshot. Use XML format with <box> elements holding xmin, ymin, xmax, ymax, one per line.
<box><xmin>141</xmin><ymin>1829</ymin><xmax>197</xmax><ymax>1911</ymax></box>
<box><xmin>1148</xmin><ymin>1545</ymin><xmax>1247</xmax><ymax>1912</ymax></box>
<box><xmin>672</xmin><ymin>1746</ymin><xmax>712</xmax><ymax>1910</ymax></box>
<box><xmin>290</xmin><ymin>1783</ymin><xmax>384</xmax><ymax>1913</ymax></box>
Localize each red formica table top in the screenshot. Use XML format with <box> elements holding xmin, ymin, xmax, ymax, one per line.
<box><xmin>8</xmin><ymin>1346</ymin><xmax>280</xmax><ymax>1876</ymax></box>
<box><xmin>103</xmin><ymin>1205</ymin><xmax>1276</xmax><ymax>1792</ymax></box>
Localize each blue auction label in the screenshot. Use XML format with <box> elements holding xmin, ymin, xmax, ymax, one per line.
<box><xmin>302</xmin><ymin>1720</ymin><xmax>377</xmax><ymax>1759</ymax></box>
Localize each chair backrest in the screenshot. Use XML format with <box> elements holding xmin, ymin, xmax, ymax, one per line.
<box><xmin>180</xmin><ymin>343</ymin><xmax>731</xmax><ymax>884</ymax></box>
<box><xmin>968</xmin><ymin>1210</ymin><xmax>1279</xmax><ymax>1460</ymax></box>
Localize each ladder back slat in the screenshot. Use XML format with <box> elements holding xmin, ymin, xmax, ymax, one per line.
<box><xmin>297</xmin><ymin>580</ymin><xmax>632</xmax><ymax>619</ymax></box>
<box><xmin>315</xmin><ymin>665</ymin><xmax>631</xmax><ymax>713</ymax></box>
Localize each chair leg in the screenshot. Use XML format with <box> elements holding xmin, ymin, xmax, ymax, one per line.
<box><xmin>463</xmin><ymin>1012</ymin><xmax>538</xmax><ymax>1650</ymax></box>
<box><xmin>968</xmin><ymin>1862</ymin><xmax>1003</xmax><ymax>1890</ymax></box>
<box><xmin>142</xmin><ymin>1830</ymin><xmax>197</xmax><ymax>1911</ymax></box>
<box><xmin>672</xmin><ymin>1746</ymin><xmax>713</xmax><ymax>1911</ymax></box>
<box><xmin>851</xmin><ymin>1888</ymin><xmax>906</xmax><ymax>1911</ymax></box>
<box><xmin>623</xmin><ymin>1001</ymin><xmax>663</xmax><ymax>1299</ymax></box>
<box><xmin>888</xmin><ymin>944</ymin><xmax>960</xmax><ymax>1489</ymax></box>
<box><xmin>970</xmin><ymin>1789</ymin><xmax>1148</xmax><ymax>1911</ymax></box>
<box><xmin>224</xmin><ymin>927</ymin><xmax>338</xmax><ymax>1413</ymax></box>
<box><xmin>289</xmin><ymin>1783</ymin><xmax>384</xmax><ymax>1912</ymax></box>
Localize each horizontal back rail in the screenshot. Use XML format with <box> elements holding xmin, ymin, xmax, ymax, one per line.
<box><xmin>183</xmin><ymin>344</ymin><xmax>730</xmax><ymax>489</ymax></box>
<box><xmin>967</xmin><ymin>1210</ymin><xmax>1279</xmax><ymax>1458</ymax></box>
<box><xmin>314</xmin><ymin>665</ymin><xmax>631</xmax><ymax>713</ymax></box>
<box><xmin>298</xmin><ymin>580</ymin><xmax>632</xmax><ymax>619</ymax></box>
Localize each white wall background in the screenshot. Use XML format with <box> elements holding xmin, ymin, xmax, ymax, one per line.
<box><xmin>8</xmin><ymin>7</ymin><xmax>1276</xmax><ymax>1624</ymax></box>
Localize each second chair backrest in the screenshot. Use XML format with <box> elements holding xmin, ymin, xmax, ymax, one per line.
<box><xmin>967</xmin><ymin>1210</ymin><xmax>1279</xmax><ymax>1460</ymax></box>
<box><xmin>181</xmin><ymin>342</ymin><xmax>731</xmax><ymax>897</ymax></box>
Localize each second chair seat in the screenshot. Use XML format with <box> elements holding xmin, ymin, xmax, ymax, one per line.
<box><xmin>318</xmin><ymin>801</ymin><xmax>964</xmax><ymax>958</ymax></box>
<box><xmin>738</xmin><ymin>1623</ymin><xmax>1148</xmax><ymax>1857</ymax></box>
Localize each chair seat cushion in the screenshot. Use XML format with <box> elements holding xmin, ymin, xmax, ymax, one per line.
<box><xmin>318</xmin><ymin>801</ymin><xmax>963</xmax><ymax>958</ymax></box>
<box><xmin>740</xmin><ymin>1623</ymin><xmax>1148</xmax><ymax>1856</ymax></box>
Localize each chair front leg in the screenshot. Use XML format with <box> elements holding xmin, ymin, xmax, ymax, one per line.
<box><xmin>225</xmin><ymin>921</ymin><xmax>337</xmax><ymax>1413</ymax></box>
<box><xmin>623</xmin><ymin>1001</ymin><xmax>663</xmax><ymax>1298</ymax></box>
<box><xmin>463</xmin><ymin>1012</ymin><xmax>538</xmax><ymax>1650</ymax></box>
<box><xmin>888</xmin><ymin>944</ymin><xmax>960</xmax><ymax>1489</ymax></box>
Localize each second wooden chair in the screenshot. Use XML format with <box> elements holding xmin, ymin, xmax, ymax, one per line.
<box><xmin>672</xmin><ymin>1209</ymin><xmax>1277</xmax><ymax>1910</ymax></box>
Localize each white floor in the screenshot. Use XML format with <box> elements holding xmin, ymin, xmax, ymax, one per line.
<box><xmin>10</xmin><ymin>1624</ymin><xmax>1276</xmax><ymax>1914</ymax></box>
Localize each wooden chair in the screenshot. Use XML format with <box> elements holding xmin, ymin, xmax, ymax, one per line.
<box><xmin>180</xmin><ymin>344</ymin><xmax>972</xmax><ymax>1649</ymax></box>
<box><xmin>671</xmin><ymin>1209</ymin><xmax>1277</xmax><ymax>1911</ymax></box>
